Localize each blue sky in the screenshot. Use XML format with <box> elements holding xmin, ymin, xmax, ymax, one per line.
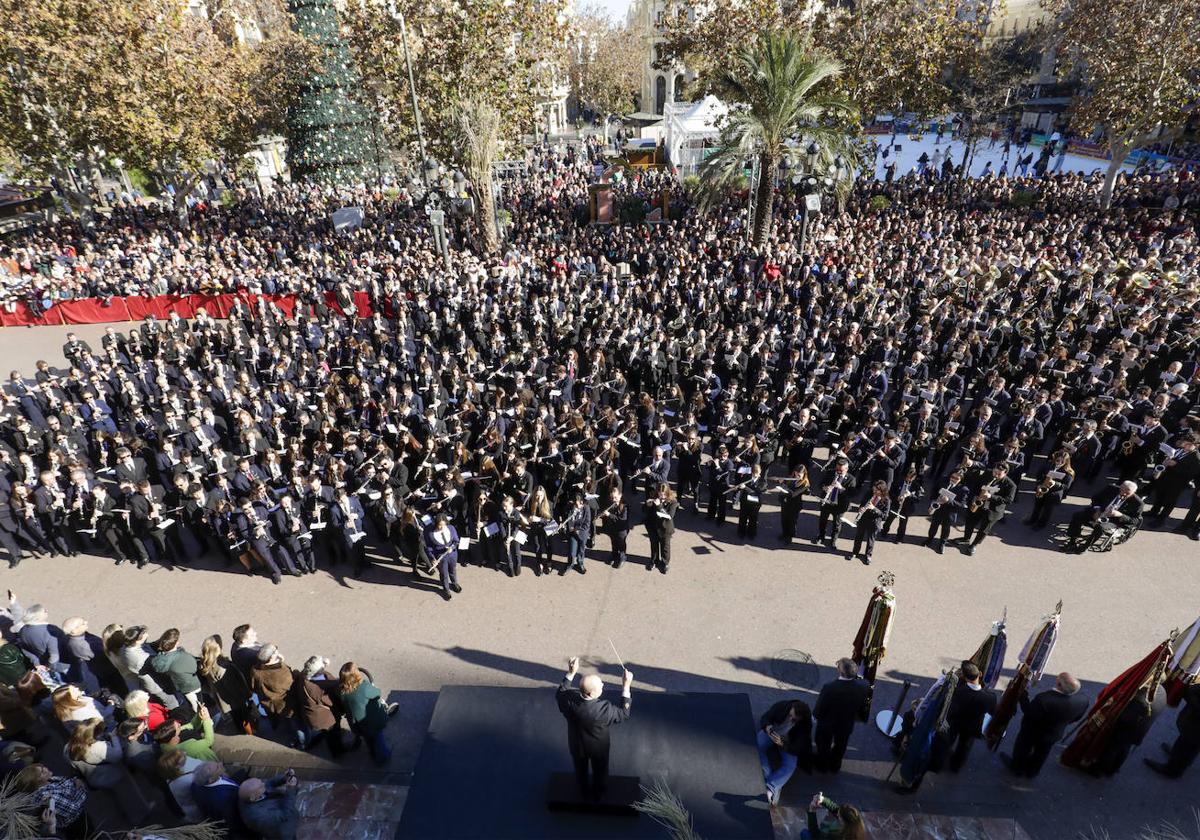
<box><xmin>583</xmin><ymin>0</ymin><xmax>634</xmax><ymax>22</ymax></box>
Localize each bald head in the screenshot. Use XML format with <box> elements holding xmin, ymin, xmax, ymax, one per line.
<box><xmin>581</xmin><ymin>674</ymin><xmax>604</xmax><ymax>700</ymax></box>
<box><xmin>1054</xmin><ymin>672</ymin><xmax>1081</xmax><ymax>695</ymax></box>
<box><xmin>239</xmin><ymin>778</ymin><xmax>266</xmax><ymax>802</ymax></box>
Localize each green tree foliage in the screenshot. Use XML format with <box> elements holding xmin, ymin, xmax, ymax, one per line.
<box><xmin>343</xmin><ymin>0</ymin><xmax>568</xmax><ymax>252</ymax></box>
<box><xmin>1045</xmin><ymin>0</ymin><xmax>1200</xmax><ymax>208</ymax></box>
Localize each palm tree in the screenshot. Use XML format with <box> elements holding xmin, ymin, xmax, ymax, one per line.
<box><xmin>697</xmin><ymin>31</ymin><xmax>858</xmax><ymax>249</ymax></box>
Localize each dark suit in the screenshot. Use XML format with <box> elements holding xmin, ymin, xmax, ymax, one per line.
<box><xmin>555</xmin><ymin>675</ymin><xmax>632</xmax><ymax>798</ymax></box>
<box><xmin>1067</xmin><ymin>487</ymin><xmax>1143</xmax><ymax>551</ymax></box>
<box><xmin>935</xmin><ymin>682</ymin><xmax>998</xmax><ymax>772</ymax></box>
<box><xmin>851</xmin><ymin>495</ymin><xmax>890</xmax><ymax>561</ymax></box>
<box><xmin>1160</xmin><ymin>683</ymin><xmax>1200</xmax><ymax>777</ymax></box>
<box><xmin>813</xmin><ymin>677</ymin><xmax>869</xmax><ymax>772</ymax></box>
<box><xmin>192</xmin><ymin>778</ymin><xmax>249</xmax><ymax>835</ymax></box>
<box><xmin>1011</xmin><ymin>687</ymin><xmax>1089</xmax><ymax>777</ymax></box>
<box><xmin>423</xmin><ymin>523</ymin><xmax>460</xmax><ymax>594</ymax></box>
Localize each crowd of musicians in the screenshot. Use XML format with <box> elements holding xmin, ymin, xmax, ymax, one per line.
<box><xmin>1</xmin><ymin>151</ymin><xmax>1198</xmax><ymax>597</ymax></box>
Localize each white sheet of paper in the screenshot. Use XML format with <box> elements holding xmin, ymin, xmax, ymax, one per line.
<box><xmin>420</xmin><ymin>515</ymin><xmax>433</xmax><ymax>526</ymax></box>
<box><xmin>458</xmin><ymin>537</ymin><xmax>471</xmax><ymax>549</ymax></box>
<box><xmin>656</xmin><ymin>510</ymin><xmax>671</xmax><ymax>519</ymax></box>
<box><xmin>513</xmin><ymin>530</ymin><xmax>528</xmax><ymax>545</ymax></box>
<box><xmin>309</xmin><ymin>522</ymin><xmax>326</xmax><ymax>530</ymax></box>
<box><xmin>1047</xmin><ymin>470</ymin><xmax>1065</xmax><ymax>481</ymax></box>
<box><xmin>484</xmin><ymin>523</ymin><xmax>500</xmax><ymax>537</ymax></box>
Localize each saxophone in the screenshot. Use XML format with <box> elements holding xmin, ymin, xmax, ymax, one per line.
<box><xmin>969</xmin><ymin>488</ymin><xmax>991</xmax><ymax>513</ymax></box>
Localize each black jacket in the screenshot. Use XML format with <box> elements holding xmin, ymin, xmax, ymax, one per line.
<box><xmin>556</xmin><ymin>676</ymin><xmax>631</xmax><ymax>758</ymax></box>
<box><xmin>946</xmin><ymin>683</ymin><xmax>998</xmax><ymax>738</ymax></box>
<box><xmin>813</xmin><ymin>677</ymin><xmax>869</xmax><ymax>737</ymax></box>
<box><xmin>1176</xmin><ymin>683</ymin><xmax>1200</xmax><ymax>741</ymax></box>
<box><xmin>1016</xmin><ymin>688</ymin><xmax>1089</xmax><ymax>744</ymax></box>
<box><xmin>759</xmin><ymin>700</ymin><xmax>813</xmax><ymax>765</ymax></box>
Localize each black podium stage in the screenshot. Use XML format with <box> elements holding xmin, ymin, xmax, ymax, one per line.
<box><xmin>395</xmin><ymin>685</ymin><xmax>775</xmax><ymax>839</ymax></box>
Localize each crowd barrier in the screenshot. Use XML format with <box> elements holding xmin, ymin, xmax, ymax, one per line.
<box><xmin>0</xmin><ymin>290</ymin><xmax>376</xmax><ymax>328</ymax></box>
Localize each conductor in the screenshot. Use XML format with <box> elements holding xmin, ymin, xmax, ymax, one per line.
<box><xmin>556</xmin><ymin>656</ymin><xmax>633</xmax><ymax>800</ymax></box>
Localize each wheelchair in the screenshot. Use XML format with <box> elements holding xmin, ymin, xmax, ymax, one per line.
<box><xmin>1088</xmin><ymin>514</ymin><xmax>1142</xmax><ymax>552</ymax></box>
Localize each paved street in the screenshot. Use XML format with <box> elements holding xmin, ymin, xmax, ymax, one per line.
<box><xmin>3</xmin><ymin>321</ymin><xmax>1195</xmax><ymax>839</ymax></box>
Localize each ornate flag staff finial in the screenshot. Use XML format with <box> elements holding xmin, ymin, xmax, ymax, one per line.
<box><xmin>877</xmin><ymin>571</ymin><xmax>896</xmax><ymax>589</ymax></box>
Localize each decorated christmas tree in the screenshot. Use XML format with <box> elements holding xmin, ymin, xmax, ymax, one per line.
<box><xmin>285</xmin><ymin>0</ymin><xmax>375</xmax><ymax>184</ymax></box>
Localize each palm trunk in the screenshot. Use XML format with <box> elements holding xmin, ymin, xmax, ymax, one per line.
<box><xmin>471</xmin><ymin>175</ymin><xmax>499</xmax><ymax>255</ymax></box>
<box><xmin>751</xmin><ymin>150</ymin><xmax>775</xmax><ymax>250</ymax></box>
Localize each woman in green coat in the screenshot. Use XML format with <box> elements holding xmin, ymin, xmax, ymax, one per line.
<box><xmin>336</xmin><ymin>662</ymin><xmax>398</xmax><ymax>765</ymax></box>
<box><xmin>148</xmin><ymin>629</ymin><xmax>201</xmax><ymax>710</ymax></box>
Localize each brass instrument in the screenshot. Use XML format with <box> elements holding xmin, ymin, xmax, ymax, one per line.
<box><xmin>1121</xmin><ymin>432</ymin><xmax>1141</xmax><ymax>455</ymax></box>
<box><xmin>1034</xmin><ymin>476</ymin><xmax>1056</xmax><ymax>498</ymax></box>
<box><xmin>969</xmin><ymin>487</ymin><xmax>992</xmax><ymax>514</ymax></box>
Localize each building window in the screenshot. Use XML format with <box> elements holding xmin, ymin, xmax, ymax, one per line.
<box><xmin>655</xmin><ymin>75</ymin><xmax>666</xmax><ymax>115</ymax></box>
<box><xmin>674</xmin><ymin>74</ymin><xmax>685</xmax><ymax>101</ymax></box>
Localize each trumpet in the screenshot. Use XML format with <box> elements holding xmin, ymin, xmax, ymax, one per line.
<box><xmin>1034</xmin><ymin>476</ymin><xmax>1056</xmax><ymax>497</ymax></box>
<box><xmin>1121</xmin><ymin>433</ymin><xmax>1141</xmax><ymax>455</ymax></box>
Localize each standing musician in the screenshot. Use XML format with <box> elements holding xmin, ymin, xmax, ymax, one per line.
<box><xmin>880</xmin><ymin>463</ymin><xmax>922</xmax><ymax>544</ymax></box>
<box><xmin>736</xmin><ymin>463</ymin><xmax>767</xmax><ymax>540</ymax></box>
<box><xmin>815</xmin><ymin>458</ymin><xmax>856</xmax><ymax>547</ymax></box>
<box><xmin>330</xmin><ymin>486</ymin><xmax>369</xmax><ymax>576</ymax></box>
<box><xmin>596</xmin><ymin>487</ymin><xmax>629</xmax><ymax>569</ymax></box>
<box><xmin>1025</xmin><ymin>449</ymin><xmax>1075</xmax><ymax>529</ymax></box>
<box><xmin>1146</xmin><ymin>435</ymin><xmax>1200</xmax><ymax>525</ymax></box>
<box><xmin>777</xmin><ymin>465</ymin><xmax>809</xmax><ymax>544</ymax></box>
<box><xmin>849</xmin><ymin>480</ymin><xmax>891</xmax><ymax>566</ymax></box>
<box><xmin>522</xmin><ymin>485</ymin><xmax>556</xmax><ymax>577</ymax></box>
<box><xmin>675</xmin><ymin>433</ymin><xmax>704</xmax><ymax>511</ymax></box>
<box><xmin>491</xmin><ymin>494</ymin><xmax>523</xmax><ymax>577</ymax></box>
<box><xmin>129</xmin><ymin>480</ymin><xmax>178</xmax><ymax>569</ymax></box>
<box><xmin>960</xmin><ymin>463</ymin><xmax>1017</xmax><ymax>556</ymax></box>
<box><xmin>423</xmin><ymin>513</ymin><xmax>462</xmax><ymax>601</ymax></box>
<box><xmin>643</xmin><ymin>482</ymin><xmax>678</xmax><ymax>574</ymax></box>
<box><xmin>707</xmin><ymin>444</ymin><xmax>734</xmax><ymax>525</ymax></box>
<box><xmin>234</xmin><ymin>495</ymin><xmax>294</xmax><ymax>584</ymax></box>
<box><xmin>33</xmin><ymin>470</ymin><xmax>76</xmax><ymax>557</ymax></box>
<box><xmin>560</xmin><ymin>493</ymin><xmax>593</xmax><ymax>576</ymax></box>
<box><xmin>923</xmin><ymin>468</ymin><xmax>970</xmax><ymax>555</ymax></box>
<box><xmin>272</xmin><ymin>492</ymin><xmax>316</xmax><ymax>575</ymax></box>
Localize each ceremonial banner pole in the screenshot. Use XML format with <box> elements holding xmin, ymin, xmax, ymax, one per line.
<box><xmin>852</xmin><ymin>571</ymin><xmax>896</xmax><ymax>722</ymax></box>
<box><xmin>986</xmin><ymin>601</ymin><xmax>1062</xmax><ymax>750</ymax></box>
<box><xmin>1164</xmin><ymin>615</ymin><xmax>1200</xmax><ymax>707</ymax></box>
<box><xmin>876</xmin><ymin>678</ymin><xmax>912</xmax><ymax>738</ymax></box>
<box><xmin>1061</xmin><ymin>629</ymin><xmax>1176</xmax><ymax>771</ymax></box>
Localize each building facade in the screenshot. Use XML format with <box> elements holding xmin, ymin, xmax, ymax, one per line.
<box><xmin>626</xmin><ymin>0</ymin><xmax>693</xmax><ymax>116</ymax></box>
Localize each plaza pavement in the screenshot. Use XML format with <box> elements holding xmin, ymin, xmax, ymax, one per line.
<box><xmin>2</xmin><ymin>321</ymin><xmax>1195</xmax><ymax>839</ymax></box>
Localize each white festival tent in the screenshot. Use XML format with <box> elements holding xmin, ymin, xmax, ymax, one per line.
<box><xmin>663</xmin><ymin>95</ymin><xmax>729</xmax><ymax>175</ymax></box>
